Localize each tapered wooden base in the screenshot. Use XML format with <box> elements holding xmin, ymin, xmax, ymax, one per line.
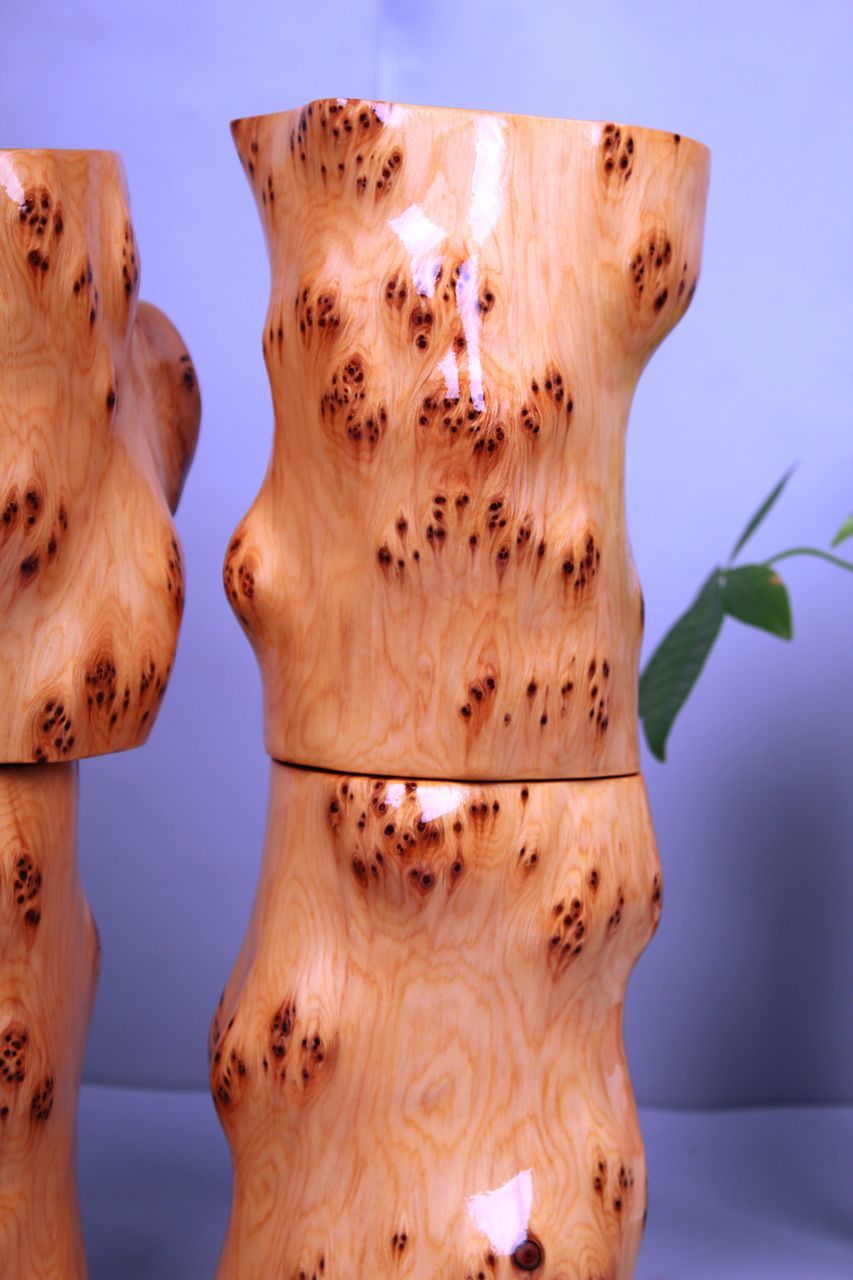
<box><xmin>0</xmin><ymin>764</ymin><xmax>98</xmax><ymax>1279</ymax></box>
<box><xmin>211</xmin><ymin>763</ymin><xmax>661</xmax><ymax>1279</ymax></box>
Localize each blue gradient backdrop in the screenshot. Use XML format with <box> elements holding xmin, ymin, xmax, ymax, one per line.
<box><xmin>1</xmin><ymin>0</ymin><xmax>851</xmax><ymax>1106</ymax></box>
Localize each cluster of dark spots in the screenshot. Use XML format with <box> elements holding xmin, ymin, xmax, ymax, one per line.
<box><xmin>321</xmin><ymin>354</ymin><xmax>386</xmax><ymax>453</ymax></box>
<box><xmin>211</xmin><ymin>1033</ymin><xmax>247</xmax><ymax>1110</ymax></box>
<box><xmin>290</xmin><ymin>98</ymin><xmax>402</xmax><ymax>201</ymax></box>
<box><xmin>297</xmin><ymin>1026</ymin><xmax>329</xmax><ymax>1086</ymax></box>
<box><xmin>630</xmin><ymin>229</ymin><xmax>695</xmax><ymax>320</ymax></box>
<box><xmin>2</xmin><ymin>489</ymin><xmax>20</xmax><ymax>534</ymax></box>
<box><xmin>237</xmin><ymin>559</ymin><xmax>255</xmax><ymax>600</ymax></box>
<box><xmin>0</xmin><ymin>1024</ymin><xmax>29</xmax><ymax>1087</ymax></box>
<box><xmin>71</xmin><ymin>259</ymin><xmax>93</xmax><ymax>299</ymax></box>
<box><xmin>165</xmin><ymin>535</ymin><xmax>184</xmax><ymax>614</ymax></box>
<box><xmin>409</xmin><ymin>299</ymin><xmax>434</xmax><ymax>351</ymax></box>
<box><xmin>613</xmin><ymin>1160</ymin><xmax>635</xmax><ymax>1213</ymax></box>
<box><xmin>548</xmin><ymin>892</ymin><xmax>585</xmax><ymax>970</ymax></box>
<box><xmin>464</xmin><ymin>1250</ymin><xmax>497</xmax><ymax>1280</ymax></box>
<box><xmin>585</xmin><ymin>654</ymin><xmax>610</xmax><ymax>732</ymax></box>
<box><xmin>477</xmin><ymin>285</ymin><xmax>496</xmax><ymax>315</ymax></box>
<box><xmin>339</xmin><ymin>777</ymin><xmax>472</xmax><ymax>896</ymax></box>
<box><xmin>121</xmin><ymin>220</ymin><xmax>139</xmax><ymax>299</ymax></box>
<box><xmin>260</xmin><ymin>172</ymin><xmax>276</xmax><ymax>207</ymax></box>
<box><xmin>374</xmin><ymin>147</ymin><xmax>403</xmax><ymax>194</ymax></box>
<box><xmin>600</xmin><ymin>123</ymin><xmax>634</xmax><ymax>183</ymax></box>
<box><xmin>518</xmin><ymin>843</ymin><xmax>540</xmax><ymax>874</ymax></box>
<box><xmin>293</xmin><ymin>1258</ymin><xmax>326</xmax><ymax>1280</ymax></box>
<box><xmin>588</xmin><ymin>866</ymin><xmax>600</xmax><ymax>894</ymax></box>
<box><xmin>295</xmin><ymin>282</ymin><xmax>341</xmax><ymax>339</ymax></box>
<box><xmin>520</xmin><ymin>365</ymin><xmax>572</xmax><ymax>438</ymax></box>
<box><xmin>270</xmin><ymin>1000</ymin><xmax>296</xmax><ymax>1078</ymax></box>
<box><xmin>12</xmin><ymin>851</ymin><xmax>42</xmax><ymax>926</ymax></box>
<box><xmin>593</xmin><ymin>1154</ymin><xmax>608</xmax><ymax>1195</ymax></box>
<box><xmin>84</xmin><ymin>653</ymin><xmax>118</xmax><ymax>716</ymax></box>
<box><xmin>391</xmin><ymin>1229</ymin><xmax>408</xmax><ymax>1253</ymax></box>
<box><xmin>418</xmin><ymin>383</ymin><xmax>509</xmax><ymax>462</ymax></box>
<box><xmin>327</xmin><ymin>794</ymin><xmax>343</xmax><ymax>833</ymax></box>
<box><xmin>607</xmin><ymin>887</ymin><xmax>626</xmax><ymax>936</ymax></box>
<box><xmin>178</xmin><ymin>352</ymin><xmax>197</xmax><ymax>390</ymax></box>
<box><xmin>630</xmin><ymin>233</ymin><xmax>672</xmax><ymax>310</ymax></box>
<box><xmin>32</xmin><ymin>696</ymin><xmax>74</xmax><ymax>761</ymax></box>
<box><xmin>459</xmin><ymin>669</ymin><xmax>498</xmax><ymax>726</ymax></box>
<box><xmin>651</xmin><ymin>872</ymin><xmax>662</xmax><ymax>906</ymax></box>
<box><xmin>18</xmin><ymin>189</ymin><xmax>62</xmax><ymax>274</ymax></box>
<box><xmin>383</xmin><ymin>271</ymin><xmax>409</xmax><ymax>311</ymax></box>
<box><xmin>30</xmin><ymin>1074</ymin><xmax>54</xmax><ymax>1121</ymax></box>
<box><xmin>562</xmin><ymin>531</ymin><xmax>601</xmax><ymax>598</ymax></box>
<box><xmin>222</xmin><ymin>528</ymin><xmax>252</xmax><ymax>628</ymax></box>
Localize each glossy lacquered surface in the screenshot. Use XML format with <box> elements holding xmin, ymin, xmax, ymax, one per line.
<box><xmin>211</xmin><ymin>762</ymin><xmax>661</xmax><ymax>1279</ymax></box>
<box><xmin>0</xmin><ymin>149</ymin><xmax>200</xmax><ymax>763</ymax></box>
<box><xmin>0</xmin><ymin>765</ymin><xmax>98</xmax><ymax>1279</ymax></box>
<box><xmin>228</xmin><ymin>99</ymin><xmax>709</xmax><ymax>779</ymax></box>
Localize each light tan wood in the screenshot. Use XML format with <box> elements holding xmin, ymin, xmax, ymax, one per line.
<box><xmin>0</xmin><ymin>764</ymin><xmax>97</xmax><ymax>1279</ymax></box>
<box><xmin>229</xmin><ymin>101</ymin><xmax>709</xmax><ymax>779</ymax></box>
<box><xmin>0</xmin><ymin>148</ymin><xmax>201</xmax><ymax>763</ymax></box>
<box><xmin>212</xmin><ymin>762</ymin><xmax>661</xmax><ymax>1279</ymax></box>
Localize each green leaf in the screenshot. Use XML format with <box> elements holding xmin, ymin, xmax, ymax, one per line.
<box><xmin>722</xmin><ymin>564</ymin><xmax>793</xmax><ymax>639</ymax></box>
<box><xmin>831</xmin><ymin>514</ymin><xmax>853</xmax><ymax>548</ymax></box>
<box><xmin>640</xmin><ymin>571</ymin><xmax>725</xmax><ymax>762</ymax></box>
<box><xmin>729</xmin><ymin>465</ymin><xmax>795</xmax><ymax>562</ymax></box>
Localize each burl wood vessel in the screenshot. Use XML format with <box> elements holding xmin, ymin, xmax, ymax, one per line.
<box><xmin>0</xmin><ymin>149</ymin><xmax>199</xmax><ymax>1278</ymax></box>
<box><xmin>215</xmin><ymin>101</ymin><xmax>709</xmax><ymax>1279</ymax></box>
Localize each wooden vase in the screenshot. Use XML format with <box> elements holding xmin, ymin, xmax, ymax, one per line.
<box><xmin>0</xmin><ymin>149</ymin><xmax>200</xmax><ymax>1278</ymax></box>
<box><xmin>215</xmin><ymin>100</ymin><xmax>709</xmax><ymax>1278</ymax></box>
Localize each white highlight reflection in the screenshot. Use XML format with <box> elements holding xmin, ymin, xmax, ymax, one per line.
<box><xmin>389</xmin><ymin>203</ymin><xmax>447</xmax><ymax>298</ymax></box>
<box><xmin>418</xmin><ymin>784</ymin><xmax>466</xmax><ymax>823</ymax></box>
<box><xmin>455</xmin><ymin>257</ymin><xmax>484</xmax><ymax>411</ymax></box>
<box><xmin>0</xmin><ymin>155</ymin><xmax>25</xmax><ymax>206</ymax></box>
<box><xmin>383</xmin><ymin>783</ymin><xmax>407</xmax><ymax>811</ymax></box>
<box><xmin>470</xmin><ymin>115</ymin><xmax>506</xmax><ymax>246</ymax></box>
<box><xmin>466</xmin><ymin>1169</ymin><xmax>534</xmax><ymax>1255</ymax></box>
<box><xmin>437</xmin><ymin>347</ymin><xmax>460</xmax><ymax>400</ymax></box>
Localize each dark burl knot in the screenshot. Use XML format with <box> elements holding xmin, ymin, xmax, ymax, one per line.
<box><xmin>511</xmin><ymin>1238</ymin><xmax>543</xmax><ymax>1271</ymax></box>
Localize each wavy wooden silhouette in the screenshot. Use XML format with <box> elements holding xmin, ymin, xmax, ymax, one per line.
<box><xmin>215</xmin><ymin>100</ymin><xmax>708</xmax><ymax>1279</ymax></box>
<box><xmin>213</xmin><ymin>764</ymin><xmax>661</xmax><ymax>1278</ymax></box>
<box><xmin>228</xmin><ymin>101</ymin><xmax>709</xmax><ymax>780</ymax></box>
<box><xmin>0</xmin><ymin>766</ymin><xmax>97</xmax><ymax>1277</ymax></box>
<box><xmin>0</xmin><ymin>148</ymin><xmax>199</xmax><ymax>1279</ymax></box>
<box><xmin>0</xmin><ymin>148</ymin><xmax>200</xmax><ymax>765</ymax></box>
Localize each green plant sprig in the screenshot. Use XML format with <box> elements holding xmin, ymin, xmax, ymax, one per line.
<box><xmin>639</xmin><ymin>468</ymin><xmax>853</xmax><ymax>762</ymax></box>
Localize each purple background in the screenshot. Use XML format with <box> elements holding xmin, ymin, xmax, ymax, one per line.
<box><xmin>1</xmin><ymin>0</ymin><xmax>851</xmax><ymax>1108</ymax></box>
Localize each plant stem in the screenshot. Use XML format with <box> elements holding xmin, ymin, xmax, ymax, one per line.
<box><xmin>764</xmin><ymin>547</ymin><xmax>853</xmax><ymax>573</ymax></box>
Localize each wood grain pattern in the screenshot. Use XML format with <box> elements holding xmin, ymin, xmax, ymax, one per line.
<box><xmin>229</xmin><ymin>101</ymin><xmax>709</xmax><ymax>779</ymax></box>
<box><xmin>0</xmin><ymin>149</ymin><xmax>200</xmax><ymax>763</ymax></box>
<box><xmin>0</xmin><ymin>765</ymin><xmax>97</xmax><ymax>1279</ymax></box>
<box><xmin>212</xmin><ymin>762</ymin><xmax>661</xmax><ymax>1279</ymax></box>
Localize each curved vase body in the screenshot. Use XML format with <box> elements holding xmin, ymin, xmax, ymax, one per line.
<box><xmin>217</xmin><ymin>100</ymin><xmax>709</xmax><ymax>1280</ymax></box>
<box><xmin>213</xmin><ymin>764</ymin><xmax>661</xmax><ymax>1279</ymax></box>
<box><xmin>0</xmin><ymin>766</ymin><xmax>97</xmax><ymax>1278</ymax></box>
<box><xmin>0</xmin><ymin>149</ymin><xmax>200</xmax><ymax>1277</ymax></box>
<box><xmin>228</xmin><ymin>101</ymin><xmax>708</xmax><ymax>779</ymax></box>
<box><xmin>0</xmin><ymin>148</ymin><xmax>200</xmax><ymax>764</ymax></box>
